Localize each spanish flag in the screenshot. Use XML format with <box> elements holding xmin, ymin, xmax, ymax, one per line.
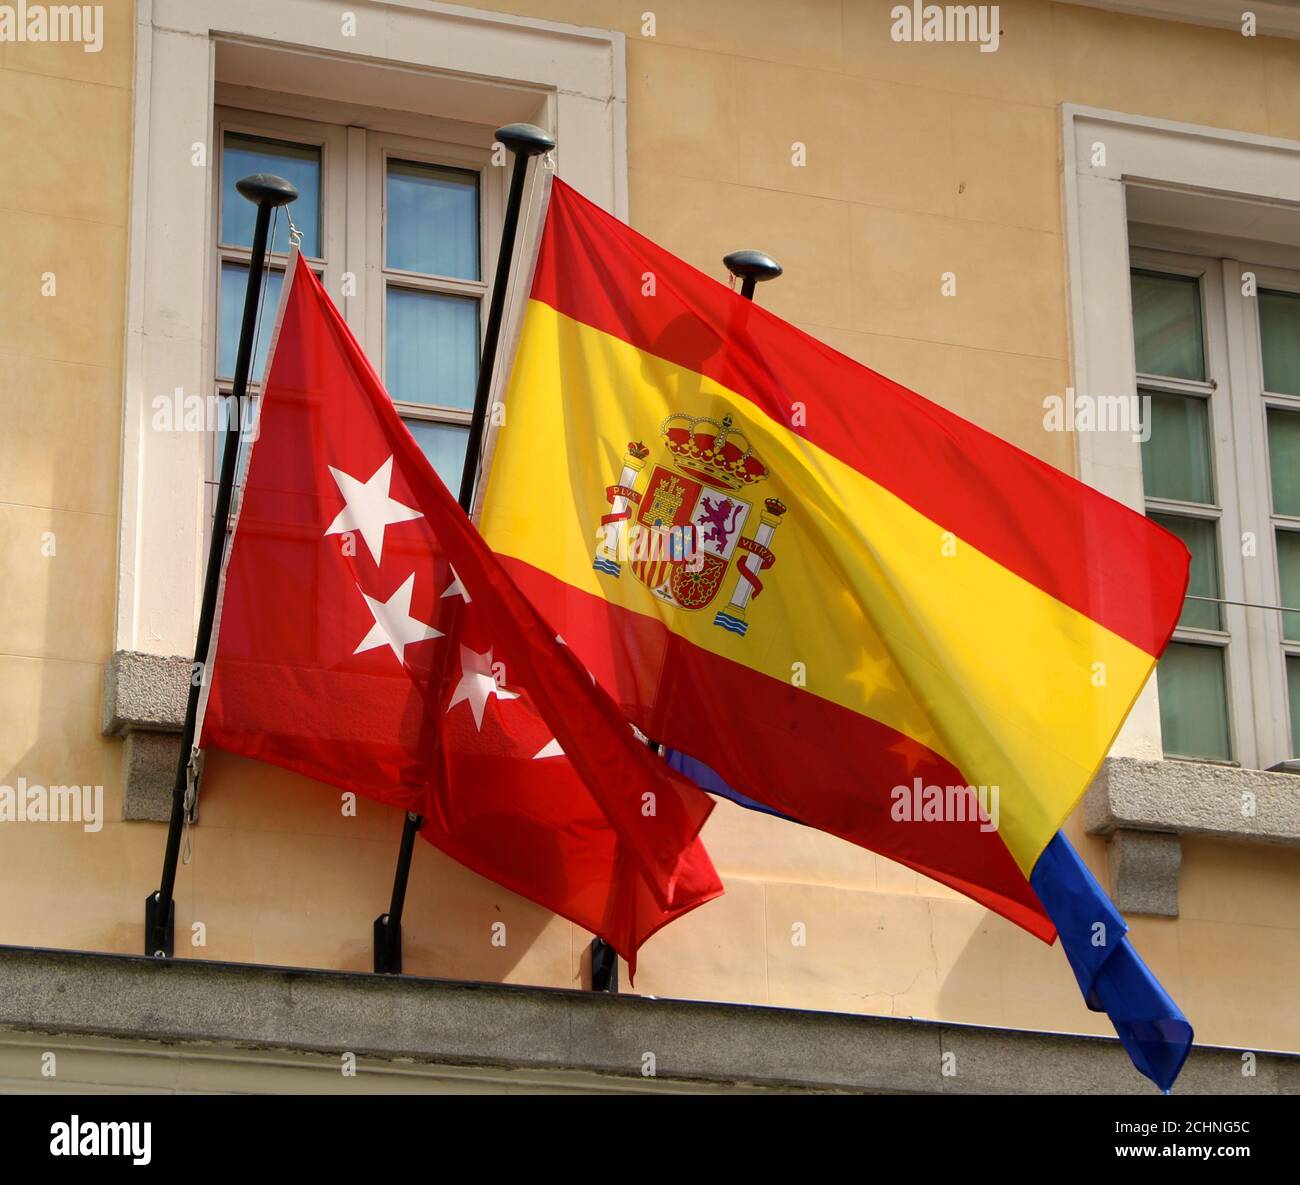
<box><xmin>481</xmin><ymin>178</ymin><xmax>1189</xmax><ymax>942</ymax></box>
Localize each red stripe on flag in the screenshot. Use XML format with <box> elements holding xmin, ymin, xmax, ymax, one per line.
<box><xmin>529</xmin><ymin>179</ymin><xmax>1186</xmax><ymax>658</ymax></box>
<box><xmin>501</xmin><ymin>554</ymin><xmax>1056</xmax><ymax>942</ymax></box>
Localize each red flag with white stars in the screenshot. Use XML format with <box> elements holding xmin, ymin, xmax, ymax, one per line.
<box><xmin>200</xmin><ymin>255</ymin><xmax>722</xmax><ymax>973</ymax></box>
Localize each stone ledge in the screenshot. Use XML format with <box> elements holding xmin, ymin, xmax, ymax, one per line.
<box><xmin>121</xmin><ymin>732</ymin><xmax>182</xmax><ymax>823</ymax></box>
<box><xmin>1110</xmin><ymin>828</ymin><xmax>1181</xmax><ymax>917</ymax></box>
<box><xmin>1085</xmin><ymin>756</ymin><xmax>1300</xmax><ymax>845</ymax></box>
<box><xmin>101</xmin><ymin>650</ymin><xmax>191</xmax><ymax>737</ymax></box>
<box><xmin>101</xmin><ymin>651</ymin><xmax>192</xmax><ymax>823</ymax></box>
<box><xmin>0</xmin><ymin>946</ymin><xmax>1295</xmax><ymax>1094</ymax></box>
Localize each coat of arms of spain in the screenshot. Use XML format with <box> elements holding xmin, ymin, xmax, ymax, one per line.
<box><xmin>593</xmin><ymin>412</ymin><xmax>787</xmax><ymax>637</ymax></box>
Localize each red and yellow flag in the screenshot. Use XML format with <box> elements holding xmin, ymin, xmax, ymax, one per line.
<box><xmin>481</xmin><ymin>179</ymin><xmax>1189</xmax><ymax>939</ymax></box>
<box><xmin>201</xmin><ymin>257</ymin><xmax>721</xmax><ymax>972</ymax></box>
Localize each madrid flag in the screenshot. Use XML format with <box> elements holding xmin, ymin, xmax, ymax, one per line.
<box><xmin>199</xmin><ymin>254</ymin><xmax>722</xmax><ymax>971</ymax></box>
<box><xmin>480</xmin><ymin>179</ymin><xmax>1190</xmax><ymax>941</ymax></box>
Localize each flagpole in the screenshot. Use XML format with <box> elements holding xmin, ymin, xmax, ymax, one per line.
<box><xmin>588</xmin><ymin>245</ymin><xmax>784</xmax><ymax>993</ymax></box>
<box><xmin>373</xmin><ymin>122</ymin><xmax>555</xmax><ymax>975</ymax></box>
<box><xmin>457</xmin><ymin>124</ymin><xmax>556</xmax><ymax>510</ymax></box>
<box><xmin>723</xmin><ymin>249</ymin><xmax>783</xmax><ymax>298</ymax></box>
<box><xmin>144</xmin><ymin>173</ymin><xmax>299</xmax><ymax>959</ymax></box>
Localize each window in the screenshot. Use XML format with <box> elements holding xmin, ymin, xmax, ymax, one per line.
<box><xmin>367</xmin><ymin>134</ymin><xmax>489</xmax><ymax>489</ymax></box>
<box><xmin>1131</xmin><ymin>248</ymin><xmax>1300</xmax><ymax>766</ymax></box>
<box><xmin>1255</xmin><ymin>281</ymin><xmax>1300</xmax><ymax>763</ymax></box>
<box><xmin>218</xmin><ymin>132</ymin><xmax>323</xmax><ymax>381</ymax></box>
<box><xmin>120</xmin><ymin>3</ymin><xmax>614</xmax><ymax>666</ymax></box>
<box><xmin>213</xmin><ymin>113</ymin><xmax>344</xmax><ymax>512</ymax></box>
<box><xmin>214</xmin><ymin>107</ymin><xmax>498</xmax><ymax>494</ymax></box>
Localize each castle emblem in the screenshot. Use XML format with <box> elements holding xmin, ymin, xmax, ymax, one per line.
<box><xmin>593</xmin><ymin>411</ymin><xmax>787</xmax><ymax>637</ymax></box>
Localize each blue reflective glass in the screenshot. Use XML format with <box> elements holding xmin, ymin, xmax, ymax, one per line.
<box><xmin>386</xmin><ymin>160</ymin><xmax>479</xmax><ymax>280</ymax></box>
<box><xmin>221</xmin><ymin>134</ymin><xmax>321</xmax><ymax>257</ymax></box>
<box><xmin>405</xmin><ymin>419</ymin><xmax>469</xmax><ymax>491</ymax></box>
<box><xmin>384</xmin><ymin>287</ymin><xmax>478</xmax><ymax>408</ymax></box>
<box><xmin>219</xmin><ymin>263</ymin><xmax>284</xmax><ymax>382</ymax></box>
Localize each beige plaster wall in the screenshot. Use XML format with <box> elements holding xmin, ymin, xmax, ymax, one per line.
<box><xmin>0</xmin><ymin>8</ymin><xmax>139</xmax><ymax>949</ymax></box>
<box><xmin>0</xmin><ymin>0</ymin><xmax>1296</xmax><ymax>1059</ymax></box>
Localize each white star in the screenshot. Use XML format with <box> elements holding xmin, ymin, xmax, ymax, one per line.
<box><xmin>324</xmin><ymin>456</ymin><xmax>422</xmax><ymax>565</ymax></box>
<box><xmin>533</xmin><ymin>738</ymin><xmax>565</xmax><ymax>760</ymax></box>
<box><xmin>446</xmin><ymin>645</ymin><xmax>519</xmax><ymax>730</ymax></box>
<box><xmin>441</xmin><ymin>565</ymin><xmax>471</xmax><ymax>603</ymax></box>
<box><xmin>353</xmin><ymin>573</ymin><xmax>442</xmax><ymax>665</ymax></box>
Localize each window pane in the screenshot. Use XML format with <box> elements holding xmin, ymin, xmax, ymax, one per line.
<box><xmin>1131</xmin><ymin>270</ymin><xmax>1205</xmax><ymax>380</ymax></box>
<box><xmin>405</xmin><ymin>419</ymin><xmax>469</xmax><ymax>492</ymax></box>
<box><xmin>1150</xmin><ymin>514</ymin><xmax>1221</xmax><ymax>631</ymax></box>
<box><xmin>1289</xmin><ymin>655</ymin><xmax>1300</xmax><ymax>758</ymax></box>
<box><xmin>1267</xmin><ymin>407</ymin><xmax>1300</xmax><ymax>517</ymax></box>
<box><xmin>385</xmin><ymin>288</ymin><xmax>478</xmax><ymax>408</ymax></box>
<box><xmin>1278</xmin><ymin>530</ymin><xmax>1300</xmax><ymax>643</ymax></box>
<box><xmin>221</xmin><ymin>133</ymin><xmax>321</xmax><ymax>257</ymax></box>
<box><xmin>1157</xmin><ymin>642</ymin><xmax>1231</xmax><ymax>760</ymax></box>
<box><xmin>386</xmin><ymin>160</ymin><xmax>479</xmax><ymax>280</ymax></box>
<box><xmin>1140</xmin><ymin>390</ymin><xmax>1214</xmax><ymax>504</ymax></box>
<box><xmin>1259</xmin><ymin>289</ymin><xmax>1300</xmax><ymax>396</ymax></box>
<box><xmin>219</xmin><ymin>263</ymin><xmax>284</xmax><ymax>382</ymax></box>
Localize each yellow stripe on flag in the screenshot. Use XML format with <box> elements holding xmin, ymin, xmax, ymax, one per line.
<box><xmin>483</xmin><ymin>302</ymin><xmax>1155</xmax><ymax>873</ymax></box>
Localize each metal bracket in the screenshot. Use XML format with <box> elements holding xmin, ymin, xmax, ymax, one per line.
<box><xmin>590</xmin><ymin>937</ymin><xmax>618</xmax><ymax>992</ymax></box>
<box><xmin>373</xmin><ymin>914</ymin><xmax>401</xmax><ymax>974</ymax></box>
<box><xmin>144</xmin><ymin>891</ymin><xmax>174</xmax><ymax>960</ymax></box>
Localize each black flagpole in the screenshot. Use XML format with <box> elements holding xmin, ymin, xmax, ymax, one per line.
<box><xmin>146</xmin><ymin>173</ymin><xmax>299</xmax><ymax>958</ymax></box>
<box><xmin>588</xmin><ymin>245</ymin><xmax>783</xmax><ymax>994</ymax></box>
<box><xmin>724</xmin><ymin>249</ymin><xmax>783</xmax><ymax>298</ymax></box>
<box><xmin>373</xmin><ymin>122</ymin><xmax>555</xmax><ymax>974</ymax></box>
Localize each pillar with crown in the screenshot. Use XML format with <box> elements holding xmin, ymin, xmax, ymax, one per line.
<box><xmin>593</xmin><ymin>440</ymin><xmax>650</xmax><ymax>576</ymax></box>
<box><xmin>714</xmin><ymin>496</ymin><xmax>787</xmax><ymax>636</ymax></box>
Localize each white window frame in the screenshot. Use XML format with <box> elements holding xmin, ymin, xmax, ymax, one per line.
<box><xmin>1235</xmin><ymin>262</ymin><xmax>1300</xmax><ymax>758</ymax></box>
<box><xmin>208</xmin><ymin>109</ymin><xmax>501</xmax><ymax>486</ymax></box>
<box><xmin>213</xmin><ymin>108</ymin><xmax>347</xmax><ymax>305</ymax></box>
<box><xmin>209</xmin><ymin>109</ymin><xmax>346</xmax><ymax>511</ymax></box>
<box><xmin>365</xmin><ymin>131</ymin><xmax>499</xmax><ymax>436</ymax></box>
<box><xmin>120</xmin><ymin>0</ymin><xmax>626</xmax><ymax>662</ymax></box>
<box><xmin>1063</xmin><ymin>104</ymin><xmax>1300</xmax><ymax>768</ymax></box>
<box><xmin>1129</xmin><ymin>247</ymin><xmax>1257</xmax><ymax>766</ymax></box>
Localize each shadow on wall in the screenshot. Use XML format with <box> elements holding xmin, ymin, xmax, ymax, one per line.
<box><xmin>183</xmin><ymin>749</ymin><xmax>559</xmax><ymax>981</ymax></box>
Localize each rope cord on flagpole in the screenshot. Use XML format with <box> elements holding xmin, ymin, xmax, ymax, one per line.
<box><xmin>1185</xmin><ymin>593</ymin><xmax>1299</xmax><ymax>614</ymax></box>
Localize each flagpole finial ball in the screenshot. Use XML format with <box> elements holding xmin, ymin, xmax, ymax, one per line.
<box><xmin>723</xmin><ymin>250</ymin><xmax>783</xmax><ymax>284</ymax></box>
<box><xmin>235</xmin><ymin>173</ymin><xmax>300</xmax><ymax>209</ymax></box>
<box><xmin>495</xmin><ymin>123</ymin><xmax>557</xmax><ymax>158</ymax></box>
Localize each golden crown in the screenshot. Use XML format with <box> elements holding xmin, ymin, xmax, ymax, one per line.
<box><xmin>660</xmin><ymin>413</ymin><xmax>769</xmax><ymax>491</ymax></box>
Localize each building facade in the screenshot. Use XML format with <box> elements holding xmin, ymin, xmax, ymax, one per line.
<box><xmin>1</xmin><ymin>0</ymin><xmax>1298</xmax><ymax>1092</ymax></box>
